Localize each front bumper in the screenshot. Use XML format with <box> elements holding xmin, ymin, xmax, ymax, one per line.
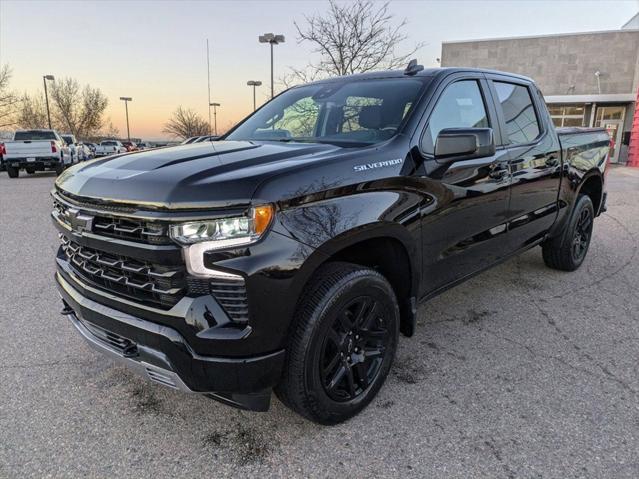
<box><xmin>56</xmin><ymin>271</ymin><xmax>285</xmax><ymax>411</ymax></box>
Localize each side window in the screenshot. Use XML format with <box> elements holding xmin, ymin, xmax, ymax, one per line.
<box><xmin>422</xmin><ymin>80</ymin><xmax>489</xmax><ymax>154</ymax></box>
<box><xmin>493</xmin><ymin>81</ymin><xmax>540</xmax><ymax>145</ymax></box>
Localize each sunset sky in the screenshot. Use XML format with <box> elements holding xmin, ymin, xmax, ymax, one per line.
<box><xmin>1</xmin><ymin>0</ymin><xmax>637</xmax><ymax>140</ymax></box>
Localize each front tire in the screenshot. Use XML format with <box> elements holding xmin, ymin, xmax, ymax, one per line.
<box><xmin>542</xmin><ymin>194</ymin><xmax>594</xmax><ymax>271</ymax></box>
<box><xmin>275</xmin><ymin>262</ymin><xmax>399</xmax><ymax>425</ymax></box>
<box><xmin>6</xmin><ymin>165</ymin><xmax>19</xmax><ymax>178</ymax></box>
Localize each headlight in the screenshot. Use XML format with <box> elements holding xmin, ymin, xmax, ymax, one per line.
<box><xmin>170</xmin><ymin>205</ymin><xmax>274</xmax><ymax>278</ymax></box>
<box><xmin>170</xmin><ymin>205</ymin><xmax>274</xmax><ymax>246</ymax></box>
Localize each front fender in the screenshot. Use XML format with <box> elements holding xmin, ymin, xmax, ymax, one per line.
<box><xmin>275</xmin><ymin>190</ymin><xmax>423</xmax><ymax>296</ymax></box>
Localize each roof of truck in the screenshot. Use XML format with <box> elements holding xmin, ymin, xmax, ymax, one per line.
<box><xmin>303</xmin><ymin>67</ymin><xmax>534</xmax><ymax>85</ymax></box>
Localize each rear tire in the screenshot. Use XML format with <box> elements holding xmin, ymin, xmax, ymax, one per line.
<box><xmin>55</xmin><ymin>163</ymin><xmax>65</xmax><ymax>176</ymax></box>
<box><xmin>542</xmin><ymin>194</ymin><xmax>594</xmax><ymax>271</ymax></box>
<box><xmin>275</xmin><ymin>262</ymin><xmax>399</xmax><ymax>425</ymax></box>
<box><xmin>7</xmin><ymin>165</ymin><xmax>19</xmax><ymax>178</ymax></box>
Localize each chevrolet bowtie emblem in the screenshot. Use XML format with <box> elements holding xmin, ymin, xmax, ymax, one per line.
<box><xmin>63</xmin><ymin>207</ymin><xmax>94</xmax><ymax>234</ymax></box>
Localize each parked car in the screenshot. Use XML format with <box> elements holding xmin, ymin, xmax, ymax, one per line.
<box><xmin>94</xmin><ymin>140</ymin><xmax>127</xmax><ymax>157</ymax></box>
<box><xmin>77</xmin><ymin>143</ymin><xmax>94</xmax><ymax>161</ymax></box>
<box><xmin>61</xmin><ymin>134</ymin><xmax>79</xmax><ymax>162</ymax></box>
<box><xmin>122</xmin><ymin>141</ymin><xmax>138</xmax><ymax>152</ymax></box>
<box><xmin>83</xmin><ymin>142</ymin><xmax>97</xmax><ymax>154</ymax></box>
<box><xmin>3</xmin><ymin>129</ymin><xmax>71</xmax><ymax>177</ymax></box>
<box><xmin>136</xmin><ymin>142</ymin><xmax>150</xmax><ymax>150</ymax></box>
<box><xmin>53</xmin><ymin>65</ymin><xmax>610</xmax><ymax>424</ymax></box>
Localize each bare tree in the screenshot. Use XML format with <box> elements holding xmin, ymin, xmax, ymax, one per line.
<box><xmin>284</xmin><ymin>0</ymin><xmax>423</xmax><ymax>87</ymax></box>
<box><xmin>16</xmin><ymin>93</ymin><xmax>49</xmax><ymax>129</ymax></box>
<box><xmin>50</xmin><ymin>78</ymin><xmax>108</xmax><ymax>138</ymax></box>
<box><xmin>163</xmin><ymin>106</ymin><xmax>209</xmax><ymax>139</ymax></box>
<box><xmin>0</xmin><ymin>65</ymin><xmax>20</xmax><ymax>129</ymax></box>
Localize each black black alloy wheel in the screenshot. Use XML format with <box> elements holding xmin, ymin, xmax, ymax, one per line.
<box><xmin>572</xmin><ymin>207</ymin><xmax>593</xmax><ymax>262</ymax></box>
<box><xmin>542</xmin><ymin>194</ymin><xmax>595</xmax><ymax>271</ymax></box>
<box><xmin>275</xmin><ymin>262</ymin><xmax>399</xmax><ymax>425</ymax></box>
<box><xmin>320</xmin><ymin>296</ymin><xmax>390</xmax><ymax>402</ymax></box>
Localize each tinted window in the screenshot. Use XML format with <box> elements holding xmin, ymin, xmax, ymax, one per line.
<box><xmin>423</xmin><ymin>80</ymin><xmax>489</xmax><ymax>154</ymax></box>
<box><xmin>102</xmin><ymin>141</ymin><xmax>116</xmax><ymax>146</ymax></box>
<box><xmin>494</xmin><ymin>82</ymin><xmax>540</xmax><ymax>145</ymax></box>
<box><xmin>14</xmin><ymin>130</ymin><xmax>57</xmax><ymax>141</ymax></box>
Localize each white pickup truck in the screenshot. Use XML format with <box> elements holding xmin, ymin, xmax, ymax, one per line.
<box><xmin>95</xmin><ymin>140</ymin><xmax>127</xmax><ymax>157</ymax></box>
<box><xmin>2</xmin><ymin>129</ymin><xmax>71</xmax><ymax>178</ymax></box>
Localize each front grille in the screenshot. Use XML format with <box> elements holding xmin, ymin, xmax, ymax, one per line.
<box><xmin>53</xmin><ymin>197</ymin><xmax>172</xmax><ymax>245</ymax></box>
<box><xmin>93</xmin><ymin>216</ymin><xmax>171</xmax><ymax>244</ymax></box>
<box><xmin>61</xmin><ymin>236</ymin><xmax>186</xmax><ymax>309</ymax></box>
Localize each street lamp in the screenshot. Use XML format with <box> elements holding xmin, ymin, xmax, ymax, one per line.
<box><xmin>209</xmin><ymin>102</ymin><xmax>221</xmax><ymax>136</ymax></box>
<box><xmin>246</xmin><ymin>80</ymin><xmax>262</xmax><ymax>111</ymax></box>
<box><xmin>258</xmin><ymin>33</ymin><xmax>285</xmax><ymax>99</ymax></box>
<box><xmin>43</xmin><ymin>75</ymin><xmax>55</xmax><ymax>129</ymax></box>
<box><xmin>119</xmin><ymin>97</ymin><xmax>133</xmax><ymax>141</ymax></box>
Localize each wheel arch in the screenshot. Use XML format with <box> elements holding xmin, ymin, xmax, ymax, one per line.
<box><xmin>296</xmin><ymin>223</ymin><xmax>420</xmax><ymax>337</ymax></box>
<box><xmin>577</xmin><ymin>170</ymin><xmax>604</xmax><ymax>216</ymax></box>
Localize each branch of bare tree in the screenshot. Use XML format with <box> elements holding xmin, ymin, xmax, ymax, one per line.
<box><xmin>163</xmin><ymin>106</ymin><xmax>209</xmax><ymax>139</ymax></box>
<box><xmin>282</xmin><ymin>0</ymin><xmax>424</xmax><ymax>88</ymax></box>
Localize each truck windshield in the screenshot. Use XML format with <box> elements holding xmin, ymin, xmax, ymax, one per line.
<box><xmin>14</xmin><ymin>131</ymin><xmax>57</xmax><ymax>141</ymax></box>
<box><xmin>226</xmin><ymin>77</ymin><xmax>429</xmax><ymax>147</ymax></box>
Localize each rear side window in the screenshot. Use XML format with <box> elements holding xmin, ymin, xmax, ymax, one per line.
<box><xmin>14</xmin><ymin>130</ymin><xmax>56</xmax><ymax>141</ymax></box>
<box><xmin>493</xmin><ymin>82</ymin><xmax>540</xmax><ymax>145</ymax></box>
<box><xmin>422</xmin><ymin>80</ymin><xmax>489</xmax><ymax>154</ymax></box>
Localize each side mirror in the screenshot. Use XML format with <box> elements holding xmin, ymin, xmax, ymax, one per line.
<box><xmin>435</xmin><ymin>128</ymin><xmax>495</xmax><ymax>163</ymax></box>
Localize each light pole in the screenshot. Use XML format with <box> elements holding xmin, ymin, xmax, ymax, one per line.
<box><xmin>209</xmin><ymin>102</ymin><xmax>220</xmax><ymax>136</ymax></box>
<box><xmin>258</xmin><ymin>33</ymin><xmax>285</xmax><ymax>99</ymax></box>
<box><xmin>246</xmin><ymin>80</ymin><xmax>262</xmax><ymax>111</ymax></box>
<box><xmin>119</xmin><ymin>97</ymin><xmax>133</xmax><ymax>140</ymax></box>
<box><xmin>43</xmin><ymin>75</ymin><xmax>54</xmax><ymax>129</ymax></box>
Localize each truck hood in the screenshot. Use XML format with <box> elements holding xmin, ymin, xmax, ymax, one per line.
<box><xmin>56</xmin><ymin>140</ymin><xmax>340</xmax><ymax>209</ymax></box>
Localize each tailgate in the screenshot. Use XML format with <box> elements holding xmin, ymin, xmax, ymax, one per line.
<box><xmin>5</xmin><ymin>141</ymin><xmax>53</xmax><ymax>158</ymax></box>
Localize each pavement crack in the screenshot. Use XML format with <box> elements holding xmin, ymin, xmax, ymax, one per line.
<box><xmin>483</xmin><ymin>329</ymin><xmax>638</xmax><ymax>397</ymax></box>
<box><xmin>0</xmin><ymin>358</ymin><xmax>82</xmax><ymax>371</ymax></box>
<box><xmin>552</xmin><ymin>211</ymin><xmax>637</xmax><ymax>299</ymax></box>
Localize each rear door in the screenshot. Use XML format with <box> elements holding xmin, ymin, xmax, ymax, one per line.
<box><xmin>486</xmin><ymin>75</ymin><xmax>562</xmax><ymax>251</ymax></box>
<box><xmin>414</xmin><ymin>73</ymin><xmax>512</xmax><ymax>294</ymax></box>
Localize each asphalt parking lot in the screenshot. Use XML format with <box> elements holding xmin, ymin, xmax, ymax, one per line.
<box><xmin>1</xmin><ymin>166</ymin><xmax>638</xmax><ymax>478</ymax></box>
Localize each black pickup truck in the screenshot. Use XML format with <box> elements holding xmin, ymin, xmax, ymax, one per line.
<box><xmin>53</xmin><ymin>64</ymin><xmax>610</xmax><ymax>424</ymax></box>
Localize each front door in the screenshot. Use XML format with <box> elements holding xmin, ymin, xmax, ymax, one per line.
<box><xmin>417</xmin><ymin>77</ymin><xmax>512</xmax><ymax>294</ymax></box>
<box><xmin>601</xmin><ymin>120</ymin><xmax>623</xmax><ymax>163</ymax></box>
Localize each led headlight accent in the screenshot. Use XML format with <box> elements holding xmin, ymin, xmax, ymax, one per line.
<box><xmin>170</xmin><ymin>205</ymin><xmax>274</xmax><ymax>246</ymax></box>
<box><xmin>170</xmin><ymin>205</ymin><xmax>274</xmax><ymax>278</ymax></box>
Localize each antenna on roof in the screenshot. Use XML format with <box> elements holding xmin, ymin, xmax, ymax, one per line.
<box><xmin>404</xmin><ymin>59</ymin><xmax>424</xmax><ymax>76</ymax></box>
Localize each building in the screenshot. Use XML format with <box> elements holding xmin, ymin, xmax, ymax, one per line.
<box><xmin>441</xmin><ymin>15</ymin><xmax>639</xmax><ymax>164</ymax></box>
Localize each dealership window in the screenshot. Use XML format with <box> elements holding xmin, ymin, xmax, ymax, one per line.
<box><xmin>595</xmin><ymin>106</ymin><xmax>625</xmax><ymax>123</ymax></box>
<box><xmin>548</xmin><ymin>104</ymin><xmax>586</xmax><ymax>127</ymax></box>
<box><xmin>493</xmin><ymin>82</ymin><xmax>540</xmax><ymax>145</ymax></box>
